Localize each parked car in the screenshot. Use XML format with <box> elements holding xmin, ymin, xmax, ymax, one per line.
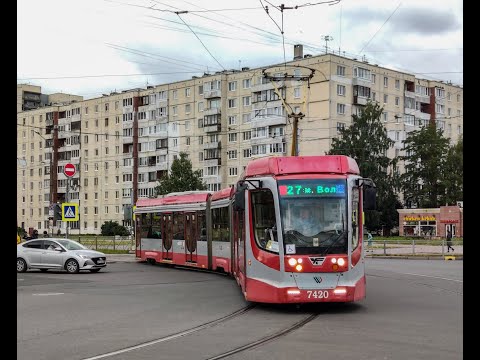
<box><xmin>17</xmin><ymin>238</ymin><xmax>107</xmax><ymax>273</ymax></box>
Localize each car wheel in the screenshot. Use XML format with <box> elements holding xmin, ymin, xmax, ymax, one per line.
<box><xmin>40</xmin><ymin>269</ymin><xmax>48</xmax><ymax>272</ymax></box>
<box><xmin>89</xmin><ymin>268</ymin><xmax>101</xmax><ymax>273</ymax></box>
<box><xmin>17</xmin><ymin>258</ymin><xmax>27</xmax><ymax>273</ymax></box>
<box><xmin>65</xmin><ymin>259</ymin><xmax>80</xmax><ymax>274</ymax></box>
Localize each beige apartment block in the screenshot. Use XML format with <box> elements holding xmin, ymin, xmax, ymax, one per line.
<box><xmin>17</xmin><ymin>49</ymin><xmax>463</xmax><ymax>234</ymax></box>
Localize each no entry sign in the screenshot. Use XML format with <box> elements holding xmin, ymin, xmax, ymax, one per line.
<box><xmin>64</xmin><ymin>163</ymin><xmax>76</xmax><ymax>177</ymax></box>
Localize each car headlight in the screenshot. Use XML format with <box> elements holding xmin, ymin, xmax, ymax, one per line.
<box><xmin>79</xmin><ymin>254</ymin><xmax>91</xmax><ymax>259</ymax></box>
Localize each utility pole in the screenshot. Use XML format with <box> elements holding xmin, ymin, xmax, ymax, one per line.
<box><xmin>289</xmin><ymin>112</ymin><xmax>305</xmax><ymax>156</ymax></box>
<box><xmin>65</xmin><ymin>179</ymin><xmax>69</xmax><ymax>238</ymax></box>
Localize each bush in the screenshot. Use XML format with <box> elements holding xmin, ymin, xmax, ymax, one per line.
<box><xmin>101</xmin><ymin>221</ymin><xmax>130</xmax><ymax>236</ymax></box>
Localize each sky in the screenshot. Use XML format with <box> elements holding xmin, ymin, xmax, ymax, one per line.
<box><xmin>17</xmin><ymin>0</ymin><xmax>463</xmax><ymax>99</ymax></box>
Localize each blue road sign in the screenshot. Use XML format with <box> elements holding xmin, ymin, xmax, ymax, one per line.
<box><xmin>61</xmin><ymin>203</ymin><xmax>79</xmax><ymax>221</ymax></box>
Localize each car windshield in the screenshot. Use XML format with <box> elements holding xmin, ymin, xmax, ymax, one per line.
<box><xmin>56</xmin><ymin>239</ymin><xmax>86</xmax><ymax>251</ymax></box>
<box><xmin>278</xmin><ymin>179</ymin><xmax>348</xmax><ymax>255</ymax></box>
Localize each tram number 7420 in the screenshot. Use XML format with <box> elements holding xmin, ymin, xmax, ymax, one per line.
<box><xmin>306</xmin><ymin>290</ymin><xmax>329</xmax><ymax>299</ymax></box>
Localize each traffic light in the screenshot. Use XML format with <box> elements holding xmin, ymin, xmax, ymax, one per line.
<box><xmin>54</xmin><ymin>204</ymin><xmax>62</xmax><ymax>221</ymax></box>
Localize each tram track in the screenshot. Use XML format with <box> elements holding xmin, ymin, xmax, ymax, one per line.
<box><xmin>205</xmin><ymin>313</ymin><xmax>319</xmax><ymax>360</ymax></box>
<box><xmin>82</xmin><ymin>305</ymin><xmax>319</xmax><ymax>360</ymax></box>
<box><xmin>81</xmin><ymin>304</ymin><xmax>255</xmax><ymax>360</ymax></box>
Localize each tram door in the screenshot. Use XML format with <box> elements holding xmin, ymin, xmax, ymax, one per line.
<box><xmin>184</xmin><ymin>212</ymin><xmax>197</xmax><ymax>263</ymax></box>
<box><xmin>233</xmin><ymin>209</ymin><xmax>246</xmax><ymax>290</ymax></box>
<box><xmin>162</xmin><ymin>214</ymin><xmax>173</xmax><ymax>260</ymax></box>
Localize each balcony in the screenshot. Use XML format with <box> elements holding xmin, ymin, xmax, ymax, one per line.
<box><xmin>404</xmin><ymin>90</ymin><xmax>416</xmax><ymax>98</ymax></box>
<box><xmin>204</xmin><ymin>159</ymin><xmax>221</xmax><ymax>166</ymax></box>
<box><xmin>415</xmin><ymin>93</ymin><xmax>430</xmax><ymax>104</ymax></box>
<box><xmin>204</xmin><ymin>107</ymin><xmax>221</xmax><ymax>116</ymax></box>
<box><xmin>204</xmin><ymin>89</ymin><xmax>221</xmax><ymax>98</ymax></box>
<box><xmin>251</xmin><ymin>115</ymin><xmax>286</xmax><ymax>128</ymax></box>
<box><xmin>123</xmin><ymin>136</ymin><xmax>133</xmax><ymax>144</ymax></box>
<box><xmin>415</xmin><ymin>111</ymin><xmax>431</xmax><ymax>121</ymax></box>
<box><xmin>251</xmin><ymin>81</ymin><xmax>284</xmax><ymax>92</ymax></box>
<box><xmin>352</xmin><ymin>77</ymin><xmax>371</xmax><ymax>87</ymax></box>
<box><xmin>253</xmin><ymin>99</ymin><xmax>282</xmax><ymax>110</ymax></box>
<box><xmin>204</xmin><ymin>124</ymin><xmax>221</xmax><ymax>133</ymax></box>
<box><xmin>353</xmin><ymin>95</ymin><xmax>368</xmax><ymax>106</ymax></box>
<box><xmin>202</xmin><ymin>141</ymin><xmax>221</xmax><ymax>150</ymax></box>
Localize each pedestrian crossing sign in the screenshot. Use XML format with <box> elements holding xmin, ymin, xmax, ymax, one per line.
<box><xmin>62</xmin><ymin>203</ymin><xmax>79</xmax><ymax>221</ymax></box>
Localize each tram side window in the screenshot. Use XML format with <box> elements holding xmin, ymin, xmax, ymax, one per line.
<box><xmin>212</xmin><ymin>206</ymin><xmax>229</xmax><ymax>242</ymax></box>
<box><xmin>151</xmin><ymin>212</ymin><xmax>162</xmax><ymax>238</ymax></box>
<box><xmin>198</xmin><ymin>210</ymin><xmax>207</xmax><ymax>241</ymax></box>
<box><xmin>251</xmin><ymin>190</ymin><xmax>278</xmax><ymax>253</ymax></box>
<box><xmin>140</xmin><ymin>213</ymin><xmax>152</xmax><ymax>238</ymax></box>
<box><xmin>351</xmin><ymin>187</ymin><xmax>359</xmax><ymax>250</ymax></box>
<box><xmin>173</xmin><ymin>212</ymin><xmax>185</xmax><ymax>240</ymax></box>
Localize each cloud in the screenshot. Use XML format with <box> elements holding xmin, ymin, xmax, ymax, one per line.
<box><xmin>388</xmin><ymin>8</ymin><xmax>461</xmax><ymax>35</ymax></box>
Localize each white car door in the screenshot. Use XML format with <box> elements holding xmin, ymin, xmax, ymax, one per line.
<box><xmin>41</xmin><ymin>240</ymin><xmax>65</xmax><ymax>269</ymax></box>
<box><xmin>22</xmin><ymin>240</ymin><xmax>44</xmax><ymax>267</ymax></box>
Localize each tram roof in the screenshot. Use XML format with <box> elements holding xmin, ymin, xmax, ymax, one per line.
<box><xmin>243</xmin><ymin>155</ymin><xmax>360</xmax><ymax>177</ymax></box>
<box><xmin>211</xmin><ymin>187</ymin><xmax>233</xmax><ymax>201</ymax></box>
<box><xmin>136</xmin><ymin>191</ymin><xmax>210</xmax><ymax>207</ymax></box>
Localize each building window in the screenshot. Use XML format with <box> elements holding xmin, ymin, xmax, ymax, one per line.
<box><xmin>337</xmin><ymin>103</ymin><xmax>345</xmax><ymax>114</ymax></box>
<box><xmin>228</xmin><ymin>99</ymin><xmax>237</xmax><ymax>108</ymax></box>
<box><xmin>243</xmin><ymin>78</ymin><xmax>251</xmax><ymax>88</ymax></box>
<box><xmin>228</xmin><ymin>116</ymin><xmax>237</xmax><ymax>125</ymax></box>
<box><xmin>336</xmin><ymin>65</ymin><xmax>345</xmax><ymax>76</ymax></box>
<box><xmin>229</xmin><ymin>167</ymin><xmax>238</xmax><ymax>176</ymax></box>
<box><xmin>384</xmin><ymin>94</ymin><xmax>388</xmax><ymax>104</ymax></box>
<box><xmin>337</xmin><ymin>85</ymin><xmax>346</xmax><ymax>96</ymax></box>
<box><xmin>228</xmin><ymin>81</ymin><xmax>237</xmax><ymax>91</ymax></box>
<box><xmin>228</xmin><ymin>133</ymin><xmax>237</xmax><ymax>142</ymax></box>
<box><xmin>383</xmin><ymin>77</ymin><xmax>388</xmax><ymax>88</ymax></box>
<box><xmin>395</xmin><ymin>97</ymin><xmax>400</xmax><ymax>106</ymax></box>
<box><xmin>228</xmin><ymin>150</ymin><xmax>237</xmax><ymax>159</ymax></box>
<box><xmin>395</xmin><ymin>79</ymin><xmax>400</xmax><ymax>90</ymax></box>
<box><xmin>337</xmin><ymin>122</ymin><xmax>345</xmax><ymax>133</ymax></box>
<box><xmin>242</xmin><ymin>96</ymin><xmax>251</xmax><ymax>106</ymax></box>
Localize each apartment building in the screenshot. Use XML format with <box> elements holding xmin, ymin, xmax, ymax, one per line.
<box><xmin>17</xmin><ymin>48</ymin><xmax>463</xmax><ymax>234</ymax></box>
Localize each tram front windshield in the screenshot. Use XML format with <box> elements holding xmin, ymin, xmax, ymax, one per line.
<box><xmin>278</xmin><ymin>179</ymin><xmax>348</xmax><ymax>255</ymax></box>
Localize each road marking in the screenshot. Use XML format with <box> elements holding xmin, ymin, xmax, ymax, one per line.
<box><xmin>32</xmin><ymin>293</ymin><xmax>65</xmax><ymax>296</ymax></box>
<box><xmin>402</xmin><ymin>272</ymin><xmax>463</xmax><ymax>283</ymax></box>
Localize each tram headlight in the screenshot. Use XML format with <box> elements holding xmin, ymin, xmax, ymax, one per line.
<box><xmin>337</xmin><ymin>258</ymin><xmax>345</xmax><ymax>266</ymax></box>
<box><xmin>288</xmin><ymin>258</ymin><xmax>297</xmax><ymax>266</ymax></box>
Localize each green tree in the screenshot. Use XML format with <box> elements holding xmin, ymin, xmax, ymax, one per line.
<box><xmin>442</xmin><ymin>135</ymin><xmax>463</xmax><ymax>205</ymax></box>
<box><xmin>155</xmin><ymin>152</ymin><xmax>207</xmax><ymax>195</ymax></box>
<box><xmin>328</xmin><ymin>101</ymin><xmax>400</xmax><ymax>233</ymax></box>
<box><xmin>101</xmin><ymin>221</ymin><xmax>130</xmax><ymax>236</ymax></box>
<box><xmin>400</xmin><ymin>123</ymin><xmax>450</xmax><ymax>208</ymax></box>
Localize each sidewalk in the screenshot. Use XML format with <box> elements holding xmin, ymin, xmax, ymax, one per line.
<box><xmin>365</xmin><ymin>244</ymin><xmax>463</xmax><ymax>260</ymax></box>
<box><xmin>106</xmin><ymin>253</ymin><xmax>140</xmax><ymax>263</ymax></box>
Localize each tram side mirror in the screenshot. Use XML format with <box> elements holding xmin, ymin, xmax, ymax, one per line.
<box><xmin>363</xmin><ymin>186</ymin><xmax>377</xmax><ymax>211</ymax></box>
<box><xmin>233</xmin><ymin>183</ymin><xmax>247</xmax><ymax>211</ymax></box>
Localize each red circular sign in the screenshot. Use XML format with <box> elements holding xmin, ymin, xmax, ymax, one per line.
<box><xmin>64</xmin><ymin>163</ymin><xmax>76</xmax><ymax>177</ymax></box>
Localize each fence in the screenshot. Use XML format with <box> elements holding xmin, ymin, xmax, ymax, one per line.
<box><xmin>47</xmin><ymin>235</ymin><xmax>135</xmax><ymax>252</ymax></box>
<box><xmin>365</xmin><ymin>238</ymin><xmax>463</xmax><ymax>257</ymax></box>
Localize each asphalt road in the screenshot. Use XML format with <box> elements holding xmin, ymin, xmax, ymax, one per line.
<box><xmin>17</xmin><ymin>259</ymin><xmax>463</xmax><ymax>360</ymax></box>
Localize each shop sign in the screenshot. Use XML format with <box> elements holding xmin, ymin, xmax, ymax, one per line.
<box><xmin>404</xmin><ymin>215</ymin><xmax>436</xmax><ymax>221</ymax></box>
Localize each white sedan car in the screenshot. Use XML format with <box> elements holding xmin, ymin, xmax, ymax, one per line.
<box><xmin>17</xmin><ymin>238</ymin><xmax>107</xmax><ymax>273</ymax></box>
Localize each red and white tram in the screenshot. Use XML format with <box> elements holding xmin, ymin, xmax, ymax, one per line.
<box><xmin>135</xmin><ymin>155</ymin><xmax>376</xmax><ymax>304</ymax></box>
